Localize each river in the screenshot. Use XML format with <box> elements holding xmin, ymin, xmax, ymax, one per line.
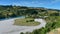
<box><xmin>0</xmin><ymin>17</ymin><xmax>46</xmax><ymax>34</ymax></box>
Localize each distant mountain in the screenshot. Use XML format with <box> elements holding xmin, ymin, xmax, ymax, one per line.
<box><xmin>0</xmin><ymin>5</ymin><xmax>60</xmax><ymax>11</ymax></box>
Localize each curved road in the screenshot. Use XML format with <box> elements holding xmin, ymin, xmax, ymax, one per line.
<box><xmin>0</xmin><ymin>18</ymin><xmax>46</xmax><ymax>34</ymax></box>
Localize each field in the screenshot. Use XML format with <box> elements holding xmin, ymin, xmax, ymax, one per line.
<box><xmin>14</xmin><ymin>18</ymin><xmax>40</xmax><ymax>26</ymax></box>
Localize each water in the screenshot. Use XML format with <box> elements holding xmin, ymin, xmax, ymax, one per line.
<box><xmin>0</xmin><ymin>16</ymin><xmax>25</xmax><ymax>34</ymax></box>
<box><xmin>0</xmin><ymin>16</ymin><xmax>46</xmax><ymax>34</ymax></box>
<box><xmin>0</xmin><ymin>16</ymin><xmax>25</xmax><ymax>21</ymax></box>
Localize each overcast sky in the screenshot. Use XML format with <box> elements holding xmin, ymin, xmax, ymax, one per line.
<box><xmin>0</xmin><ymin>0</ymin><xmax>60</xmax><ymax>9</ymax></box>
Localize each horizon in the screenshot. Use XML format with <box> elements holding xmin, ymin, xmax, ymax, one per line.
<box><xmin>0</xmin><ymin>0</ymin><xmax>60</xmax><ymax>9</ymax></box>
<box><xmin>0</xmin><ymin>5</ymin><xmax>60</xmax><ymax>10</ymax></box>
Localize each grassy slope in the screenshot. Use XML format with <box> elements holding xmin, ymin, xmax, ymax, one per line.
<box><xmin>45</xmin><ymin>16</ymin><xmax>60</xmax><ymax>34</ymax></box>
<box><xmin>48</xmin><ymin>28</ymin><xmax>60</xmax><ymax>34</ymax></box>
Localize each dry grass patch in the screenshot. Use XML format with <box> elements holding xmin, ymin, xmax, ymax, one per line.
<box><xmin>14</xmin><ymin>18</ymin><xmax>40</xmax><ymax>26</ymax></box>
<box><xmin>48</xmin><ymin>28</ymin><xmax>60</xmax><ymax>34</ymax></box>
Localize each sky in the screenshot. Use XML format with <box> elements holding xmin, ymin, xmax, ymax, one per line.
<box><xmin>0</xmin><ymin>0</ymin><xmax>60</xmax><ymax>9</ymax></box>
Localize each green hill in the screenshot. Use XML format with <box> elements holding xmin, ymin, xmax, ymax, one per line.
<box><xmin>0</xmin><ymin>5</ymin><xmax>60</xmax><ymax>19</ymax></box>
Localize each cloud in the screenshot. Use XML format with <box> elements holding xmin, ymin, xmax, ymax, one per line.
<box><xmin>13</xmin><ymin>0</ymin><xmax>60</xmax><ymax>6</ymax></box>
<box><xmin>29</xmin><ymin>1</ymin><xmax>44</xmax><ymax>5</ymax></box>
<box><xmin>51</xmin><ymin>0</ymin><xmax>60</xmax><ymax>3</ymax></box>
<box><xmin>20</xmin><ymin>1</ymin><xmax>44</xmax><ymax>5</ymax></box>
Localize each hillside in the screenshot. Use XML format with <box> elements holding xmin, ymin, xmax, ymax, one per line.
<box><xmin>0</xmin><ymin>5</ymin><xmax>60</xmax><ymax>19</ymax></box>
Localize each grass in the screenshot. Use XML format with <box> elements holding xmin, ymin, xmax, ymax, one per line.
<box><xmin>45</xmin><ymin>16</ymin><xmax>60</xmax><ymax>23</ymax></box>
<box><xmin>14</xmin><ymin>18</ymin><xmax>40</xmax><ymax>26</ymax></box>
<box><xmin>48</xmin><ymin>28</ymin><xmax>60</xmax><ymax>34</ymax></box>
<box><xmin>45</xmin><ymin>16</ymin><xmax>60</xmax><ymax>28</ymax></box>
<box><xmin>45</xmin><ymin>16</ymin><xmax>60</xmax><ymax>34</ymax></box>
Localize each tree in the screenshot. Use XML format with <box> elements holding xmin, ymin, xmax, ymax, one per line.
<box><xmin>20</xmin><ymin>32</ymin><xmax>24</xmax><ymax>34</ymax></box>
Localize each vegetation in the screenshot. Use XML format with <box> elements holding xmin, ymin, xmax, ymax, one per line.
<box><xmin>0</xmin><ymin>5</ymin><xmax>60</xmax><ymax>34</ymax></box>
<box><xmin>20</xmin><ymin>16</ymin><xmax>60</xmax><ymax>34</ymax></box>
<box><xmin>48</xmin><ymin>28</ymin><xmax>60</xmax><ymax>34</ymax></box>
<box><xmin>0</xmin><ymin>5</ymin><xmax>60</xmax><ymax>20</ymax></box>
<box><xmin>14</xmin><ymin>18</ymin><xmax>40</xmax><ymax>26</ymax></box>
<box><xmin>20</xmin><ymin>32</ymin><xmax>24</xmax><ymax>34</ymax></box>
